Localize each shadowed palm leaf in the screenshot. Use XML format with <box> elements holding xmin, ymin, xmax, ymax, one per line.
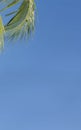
<box><xmin>0</xmin><ymin>0</ymin><xmax>36</xmax><ymax>49</ymax></box>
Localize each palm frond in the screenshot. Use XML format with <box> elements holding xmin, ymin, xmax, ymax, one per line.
<box><xmin>0</xmin><ymin>0</ymin><xmax>36</xmax><ymax>49</ymax></box>
<box><xmin>0</xmin><ymin>16</ymin><xmax>5</xmax><ymax>50</ymax></box>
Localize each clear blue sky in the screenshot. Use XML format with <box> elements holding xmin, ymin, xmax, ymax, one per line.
<box><xmin>0</xmin><ymin>0</ymin><xmax>81</xmax><ymax>129</ymax></box>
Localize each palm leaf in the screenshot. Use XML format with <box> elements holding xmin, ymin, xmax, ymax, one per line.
<box><xmin>0</xmin><ymin>0</ymin><xmax>36</xmax><ymax>48</ymax></box>
<box><xmin>0</xmin><ymin>16</ymin><xmax>5</xmax><ymax>50</ymax></box>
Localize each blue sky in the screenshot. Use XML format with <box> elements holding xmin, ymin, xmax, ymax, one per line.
<box><xmin>0</xmin><ymin>0</ymin><xmax>81</xmax><ymax>129</ymax></box>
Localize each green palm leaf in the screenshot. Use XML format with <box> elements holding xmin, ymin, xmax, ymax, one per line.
<box><xmin>0</xmin><ymin>16</ymin><xmax>5</xmax><ymax>50</ymax></box>
<box><xmin>0</xmin><ymin>0</ymin><xmax>36</xmax><ymax>49</ymax></box>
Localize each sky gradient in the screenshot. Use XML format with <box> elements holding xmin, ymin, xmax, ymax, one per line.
<box><xmin>0</xmin><ymin>0</ymin><xmax>81</xmax><ymax>130</ymax></box>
